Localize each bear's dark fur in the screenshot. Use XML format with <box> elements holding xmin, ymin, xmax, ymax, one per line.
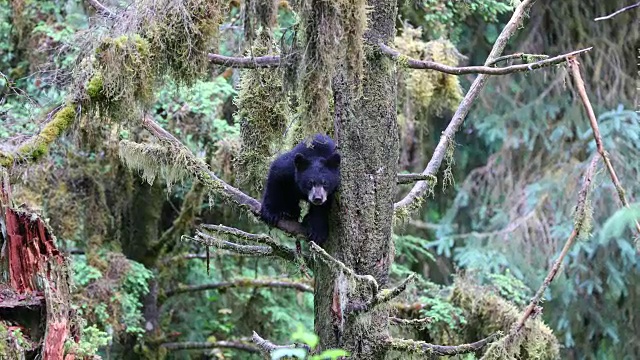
<box><xmin>260</xmin><ymin>134</ymin><xmax>340</xmax><ymax>244</ymax></box>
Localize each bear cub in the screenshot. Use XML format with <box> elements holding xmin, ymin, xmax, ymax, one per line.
<box><xmin>260</xmin><ymin>134</ymin><xmax>340</xmax><ymax>245</ymax></box>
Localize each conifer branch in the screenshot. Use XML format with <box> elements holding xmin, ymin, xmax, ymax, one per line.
<box><xmin>491</xmin><ymin>156</ymin><xmax>598</xmax><ymax>351</ymax></box>
<box><xmin>345</xmin><ymin>273</ymin><xmax>416</xmax><ymax>316</ymax></box>
<box><xmin>394</xmin><ymin>0</ymin><xmax>540</xmax><ymax>213</ymax></box>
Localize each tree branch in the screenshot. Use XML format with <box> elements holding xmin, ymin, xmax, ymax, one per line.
<box><xmin>594</xmin><ymin>2</ymin><xmax>640</xmax><ymax>21</ymax></box>
<box><xmin>389</xmin><ymin>316</ymin><xmax>431</xmax><ymax>328</ymax></box>
<box><xmin>199</xmin><ymin>224</ymin><xmax>301</xmax><ymax>263</ymax></box>
<box><xmin>252</xmin><ymin>331</ymin><xmax>311</xmax><ymax>354</ymax></box>
<box><xmin>165</xmin><ymin>278</ymin><xmax>313</xmax><ymax>298</ymax></box>
<box><xmin>485</xmin><ymin>52</ymin><xmax>548</xmax><ymax>67</ymax></box>
<box><xmin>386</xmin><ymin>333</ymin><xmax>499</xmax><ymax>356</ymax></box>
<box><xmin>394</xmin><ymin>0</ymin><xmax>539</xmax><ymax>213</ymax></box>
<box><xmin>397</xmin><ymin>173</ymin><xmax>436</xmax><ymax>184</ymax></box>
<box><xmin>207</xmin><ymin>53</ymin><xmax>282</xmax><ymax>68</ymax></box>
<box><xmin>506</xmin><ymin>156</ymin><xmax>598</xmax><ymax>339</ymax></box>
<box><xmin>161</xmin><ymin>340</ymin><xmax>259</xmax><ymax>353</ymax></box>
<box><xmin>345</xmin><ymin>273</ymin><xmax>416</xmax><ymax>316</ymax></box>
<box><xmin>309</xmin><ymin>241</ymin><xmax>379</xmax><ymax>297</ymax></box>
<box><xmin>567</xmin><ymin>57</ymin><xmax>640</xmax><ymax>237</ymax></box>
<box><xmin>380</xmin><ymin>43</ymin><xmax>591</xmax><ymax>75</ymax></box>
<box><xmin>192</xmin><ymin>231</ymin><xmax>274</xmax><ymax>257</ymax></box>
<box><xmin>141</xmin><ymin>116</ymin><xmax>307</xmax><ymax>238</ymax></box>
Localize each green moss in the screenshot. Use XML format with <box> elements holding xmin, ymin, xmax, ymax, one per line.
<box><xmin>86</xmin><ymin>73</ymin><xmax>105</xmax><ymax>100</ymax></box>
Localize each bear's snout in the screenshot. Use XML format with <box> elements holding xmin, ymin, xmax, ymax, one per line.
<box><xmin>308</xmin><ymin>185</ymin><xmax>327</xmax><ymax>205</ymax></box>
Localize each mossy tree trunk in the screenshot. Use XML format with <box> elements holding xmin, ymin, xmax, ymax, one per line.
<box><xmin>314</xmin><ymin>0</ymin><xmax>398</xmax><ymax>358</ymax></box>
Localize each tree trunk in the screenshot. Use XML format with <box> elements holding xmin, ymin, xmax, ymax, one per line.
<box><xmin>315</xmin><ymin>0</ymin><xmax>398</xmax><ymax>358</ymax></box>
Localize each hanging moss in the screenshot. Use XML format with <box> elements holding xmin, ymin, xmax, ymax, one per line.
<box><xmin>395</xmin><ymin>27</ymin><xmax>464</xmax><ymax>118</ymax></box>
<box><xmin>233</xmin><ymin>32</ymin><xmax>291</xmax><ymax>194</ymax></box>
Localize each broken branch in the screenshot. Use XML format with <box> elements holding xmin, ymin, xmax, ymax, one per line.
<box><xmin>161</xmin><ymin>340</ymin><xmax>259</xmax><ymax>353</ymax></box>
<box><xmin>252</xmin><ymin>331</ymin><xmax>311</xmax><ymax>354</ymax></box>
<box><xmin>346</xmin><ymin>273</ymin><xmax>416</xmax><ymax>316</ymax></box>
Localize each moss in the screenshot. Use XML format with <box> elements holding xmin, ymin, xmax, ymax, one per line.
<box><xmin>86</xmin><ymin>73</ymin><xmax>105</xmax><ymax>100</ymax></box>
<box><xmin>443</xmin><ymin>277</ymin><xmax>560</xmax><ymax>360</ymax></box>
<box><xmin>0</xmin><ymin>104</ymin><xmax>77</xmax><ymax>167</ymax></box>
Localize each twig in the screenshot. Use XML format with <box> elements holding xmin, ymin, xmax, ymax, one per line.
<box><xmin>385</xmin><ymin>333</ymin><xmax>499</xmax><ymax>356</ymax></box>
<box><xmin>252</xmin><ymin>331</ymin><xmax>311</xmax><ymax>354</ymax></box>
<box><xmin>380</xmin><ymin>44</ymin><xmax>591</xmax><ymax>75</ymax></box>
<box><xmin>165</xmin><ymin>278</ymin><xmax>313</xmax><ymax>298</ymax></box>
<box><xmin>309</xmin><ymin>241</ymin><xmax>379</xmax><ymax>296</ymax></box>
<box><xmin>566</xmin><ymin>57</ymin><xmax>640</xmax><ymax>237</ymax></box>
<box><xmin>394</xmin><ymin>0</ymin><xmax>539</xmax><ymax>213</ymax></box>
<box><xmin>346</xmin><ymin>273</ymin><xmax>416</xmax><ymax>316</ymax></box>
<box><xmin>161</xmin><ymin>340</ymin><xmax>259</xmax><ymax>353</ymax></box>
<box><xmin>141</xmin><ymin>116</ymin><xmax>307</xmax><ymax>238</ymax></box>
<box><xmin>509</xmin><ymin>156</ymin><xmax>598</xmax><ymax>336</ymax></box>
<box><xmin>594</xmin><ymin>2</ymin><xmax>640</xmax><ymax>21</ymax></box>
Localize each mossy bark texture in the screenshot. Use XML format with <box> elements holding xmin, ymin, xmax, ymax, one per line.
<box><xmin>314</xmin><ymin>0</ymin><xmax>398</xmax><ymax>358</ymax></box>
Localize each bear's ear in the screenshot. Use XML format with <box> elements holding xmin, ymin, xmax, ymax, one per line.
<box><xmin>325</xmin><ymin>153</ymin><xmax>340</xmax><ymax>169</ymax></box>
<box><xmin>294</xmin><ymin>153</ymin><xmax>310</xmax><ymax>171</ymax></box>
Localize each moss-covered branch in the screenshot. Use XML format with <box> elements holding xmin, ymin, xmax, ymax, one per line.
<box><xmin>394</xmin><ymin>0</ymin><xmax>539</xmax><ymax>215</ymax></box>
<box><xmin>251</xmin><ymin>331</ymin><xmax>311</xmax><ymax>354</ymax></box>
<box><xmin>165</xmin><ymin>278</ymin><xmax>314</xmax><ymax>297</ymax></box>
<box><xmin>0</xmin><ymin>105</ymin><xmax>77</xmax><ymax>168</ymax></box>
<box><xmin>138</xmin><ymin>116</ymin><xmax>307</xmax><ymax>238</ymax></box>
<box><xmin>199</xmin><ymin>224</ymin><xmax>301</xmax><ymax>263</ymax></box>
<box><xmin>386</xmin><ymin>333</ymin><xmax>499</xmax><ymax>357</ymax></box>
<box><xmin>345</xmin><ymin>273</ymin><xmax>416</xmax><ymax>316</ymax></box>
<box><xmin>193</xmin><ymin>230</ymin><xmax>275</xmax><ymax>257</ymax></box>
<box><xmin>567</xmin><ymin>57</ymin><xmax>640</xmax><ymax>239</ymax></box>
<box><xmin>161</xmin><ymin>340</ymin><xmax>259</xmax><ymax>353</ymax></box>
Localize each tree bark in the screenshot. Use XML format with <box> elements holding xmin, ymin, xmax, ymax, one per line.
<box><xmin>315</xmin><ymin>0</ymin><xmax>398</xmax><ymax>358</ymax></box>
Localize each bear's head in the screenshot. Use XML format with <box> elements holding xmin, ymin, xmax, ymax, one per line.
<box><xmin>294</xmin><ymin>152</ymin><xmax>340</xmax><ymax>205</ymax></box>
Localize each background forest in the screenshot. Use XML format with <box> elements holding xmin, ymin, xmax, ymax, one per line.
<box><xmin>1</xmin><ymin>0</ymin><xmax>639</xmax><ymax>359</ymax></box>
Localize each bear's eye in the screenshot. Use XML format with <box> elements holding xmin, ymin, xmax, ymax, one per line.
<box><xmin>321</xmin><ymin>180</ymin><xmax>327</xmax><ymax>186</ymax></box>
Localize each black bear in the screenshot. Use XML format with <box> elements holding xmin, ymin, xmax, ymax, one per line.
<box><xmin>260</xmin><ymin>134</ymin><xmax>340</xmax><ymax>244</ymax></box>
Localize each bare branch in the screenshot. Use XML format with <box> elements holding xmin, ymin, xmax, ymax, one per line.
<box><xmin>594</xmin><ymin>2</ymin><xmax>640</xmax><ymax>21</ymax></box>
<box><xmin>252</xmin><ymin>331</ymin><xmax>311</xmax><ymax>354</ymax></box>
<box><xmin>346</xmin><ymin>273</ymin><xmax>416</xmax><ymax>316</ymax></box>
<box><xmin>141</xmin><ymin>116</ymin><xmax>307</xmax><ymax>238</ymax></box>
<box><xmin>208</xmin><ymin>53</ymin><xmax>282</xmax><ymax>68</ymax></box>
<box><xmin>508</xmin><ymin>156</ymin><xmax>598</xmax><ymax>338</ymax></box>
<box><xmin>386</xmin><ymin>333</ymin><xmax>499</xmax><ymax>356</ymax></box>
<box><xmin>200</xmin><ymin>224</ymin><xmax>301</xmax><ymax>262</ymax></box>
<box><xmin>567</xmin><ymin>57</ymin><xmax>640</xmax><ymax>237</ymax></box>
<box><xmin>165</xmin><ymin>278</ymin><xmax>313</xmax><ymax>298</ymax></box>
<box><xmin>394</xmin><ymin>0</ymin><xmax>539</xmax><ymax>213</ymax></box>
<box><xmin>380</xmin><ymin>43</ymin><xmax>591</xmax><ymax>75</ymax></box>
<box><xmin>161</xmin><ymin>340</ymin><xmax>259</xmax><ymax>353</ymax></box>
